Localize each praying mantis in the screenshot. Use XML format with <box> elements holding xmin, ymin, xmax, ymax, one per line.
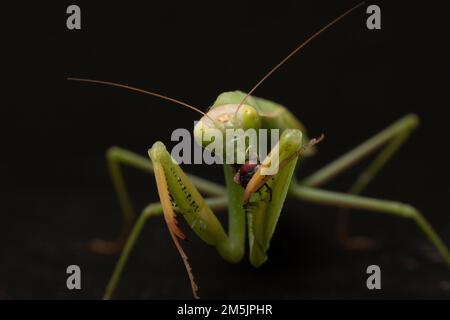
<box><xmin>68</xmin><ymin>2</ymin><xmax>450</xmax><ymax>299</ymax></box>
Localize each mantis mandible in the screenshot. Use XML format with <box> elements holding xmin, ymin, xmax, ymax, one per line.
<box><xmin>68</xmin><ymin>2</ymin><xmax>450</xmax><ymax>299</ymax></box>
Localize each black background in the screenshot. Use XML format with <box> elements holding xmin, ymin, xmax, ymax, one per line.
<box><xmin>1</xmin><ymin>0</ymin><xmax>450</xmax><ymax>299</ymax></box>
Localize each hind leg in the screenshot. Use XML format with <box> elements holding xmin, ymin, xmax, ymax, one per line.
<box><xmin>299</xmin><ymin>114</ymin><xmax>419</xmax><ymax>249</ymax></box>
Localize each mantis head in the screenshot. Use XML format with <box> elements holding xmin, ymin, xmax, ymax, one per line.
<box><xmin>193</xmin><ymin>102</ymin><xmax>265</xmax><ymax>165</ymax></box>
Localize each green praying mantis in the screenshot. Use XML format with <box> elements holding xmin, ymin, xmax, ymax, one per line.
<box><xmin>68</xmin><ymin>2</ymin><xmax>450</xmax><ymax>299</ymax></box>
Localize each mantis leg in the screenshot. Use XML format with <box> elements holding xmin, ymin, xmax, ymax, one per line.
<box><xmin>90</xmin><ymin>147</ymin><xmax>227</xmax><ymax>254</ymax></box>
<box><xmin>298</xmin><ymin>114</ymin><xmax>419</xmax><ymax>248</ymax></box>
<box><xmin>148</xmin><ymin>141</ymin><xmax>248</xmax><ymax>298</ymax></box>
<box><xmin>103</xmin><ymin>197</ymin><xmax>228</xmax><ymax>300</ymax></box>
<box><xmin>290</xmin><ymin>184</ymin><xmax>450</xmax><ymax>268</ymax></box>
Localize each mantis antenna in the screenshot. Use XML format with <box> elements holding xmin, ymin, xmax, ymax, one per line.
<box><xmin>67</xmin><ymin>77</ymin><xmax>215</xmax><ymax>122</ymax></box>
<box><xmin>235</xmin><ymin>1</ymin><xmax>365</xmax><ymax>115</ymax></box>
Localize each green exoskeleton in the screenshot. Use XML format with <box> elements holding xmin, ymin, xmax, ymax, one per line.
<box><xmin>68</xmin><ymin>2</ymin><xmax>450</xmax><ymax>299</ymax></box>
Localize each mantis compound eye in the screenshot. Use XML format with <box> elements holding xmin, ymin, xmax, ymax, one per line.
<box><xmin>235</xmin><ymin>104</ymin><xmax>261</xmax><ymax>131</ymax></box>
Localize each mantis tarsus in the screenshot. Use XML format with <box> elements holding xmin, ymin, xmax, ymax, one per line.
<box><xmin>68</xmin><ymin>2</ymin><xmax>450</xmax><ymax>299</ymax></box>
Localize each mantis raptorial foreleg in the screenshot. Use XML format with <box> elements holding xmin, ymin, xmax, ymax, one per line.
<box><xmin>146</xmin><ymin>141</ymin><xmax>248</xmax><ymax>298</ymax></box>
<box><xmin>298</xmin><ymin>114</ymin><xmax>420</xmax><ymax>249</ymax></box>
<box><xmin>289</xmin><ymin>184</ymin><xmax>450</xmax><ymax>268</ymax></box>
<box><xmin>89</xmin><ymin>147</ymin><xmax>227</xmax><ymax>254</ymax></box>
<box><xmin>103</xmin><ymin>197</ymin><xmax>228</xmax><ymax>300</ymax></box>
